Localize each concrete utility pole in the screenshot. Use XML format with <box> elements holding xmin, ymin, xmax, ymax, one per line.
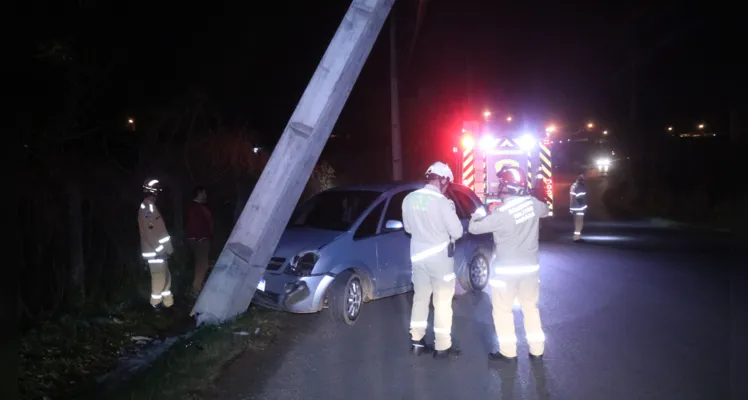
<box><xmin>389</xmin><ymin>12</ymin><xmax>403</xmax><ymax>181</ymax></box>
<box><xmin>191</xmin><ymin>0</ymin><xmax>396</xmax><ymax>325</ymax></box>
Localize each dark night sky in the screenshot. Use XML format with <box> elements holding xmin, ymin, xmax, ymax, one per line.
<box><xmin>23</xmin><ymin>0</ymin><xmax>732</xmax><ymax>181</ymax></box>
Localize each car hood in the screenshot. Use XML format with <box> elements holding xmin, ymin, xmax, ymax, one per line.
<box><xmin>273</xmin><ymin>227</ymin><xmax>344</xmax><ymax>259</ymax></box>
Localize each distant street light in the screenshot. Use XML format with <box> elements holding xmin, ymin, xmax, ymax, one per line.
<box><xmin>483</xmin><ymin>110</ymin><xmax>492</xmax><ymax>119</ymax></box>
<box><xmin>545</xmin><ymin>124</ymin><xmax>556</xmax><ymax>134</ymax></box>
<box><xmin>506</xmin><ymin>115</ymin><xmax>513</xmax><ymax>122</ymax></box>
<box><xmin>603</xmin><ymin>130</ymin><xmax>608</xmax><ymax>135</ymax></box>
<box><xmin>587</xmin><ymin>122</ymin><xmax>594</xmax><ymax>129</ymax></box>
<box><xmin>128</xmin><ymin>118</ymin><xmax>134</xmax><ymax>124</ymax></box>
<box><xmin>667</xmin><ymin>126</ymin><xmax>673</xmax><ymax>132</ymax></box>
<box><xmin>698</xmin><ymin>123</ymin><xmax>705</xmax><ymax>129</ymax></box>
<box><xmin>253</xmin><ymin>147</ymin><xmax>261</xmax><ymax>153</ymax></box>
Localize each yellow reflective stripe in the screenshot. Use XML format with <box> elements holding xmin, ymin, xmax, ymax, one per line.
<box><xmin>539</xmin><ymin>152</ymin><xmax>551</xmax><ymax>168</ymax></box>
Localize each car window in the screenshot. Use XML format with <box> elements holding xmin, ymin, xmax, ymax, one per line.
<box><xmin>353</xmin><ymin>200</ymin><xmax>385</xmax><ymax>240</ymax></box>
<box><xmin>383</xmin><ymin>190</ymin><xmax>414</xmax><ymax>224</ymax></box>
<box><xmin>450</xmin><ymin>188</ymin><xmax>478</xmax><ymax>218</ymax></box>
<box><xmin>290</xmin><ymin>190</ymin><xmax>381</xmax><ymax>231</ymax></box>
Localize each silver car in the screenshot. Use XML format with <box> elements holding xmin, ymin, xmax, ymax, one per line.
<box><xmin>252</xmin><ymin>182</ymin><xmax>493</xmax><ymax>325</ymax></box>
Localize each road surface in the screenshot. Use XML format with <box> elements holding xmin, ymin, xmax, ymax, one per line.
<box><xmin>209</xmin><ymin>218</ymin><xmax>733</xmax><ymax>400</ymax></box>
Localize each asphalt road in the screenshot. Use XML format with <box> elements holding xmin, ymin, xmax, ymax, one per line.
<box><xmin>210</xmin><ymin>218</ymin><xmax>733</xmax><ymax>400</ymax></box>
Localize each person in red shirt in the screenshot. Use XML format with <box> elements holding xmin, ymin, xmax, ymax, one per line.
<box><xmin>185</xmin><ymin>186</ymin><xmax>213</xmax><ymax>297</ymax></box>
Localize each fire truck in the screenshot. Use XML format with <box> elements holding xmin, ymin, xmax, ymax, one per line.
<box><xmin>453</xmin><ymin>120</ymin><xmax>555</xmax><ymax>215</ymax></box>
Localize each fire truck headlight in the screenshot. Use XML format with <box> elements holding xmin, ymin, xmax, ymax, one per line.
<box><xmin>518</xmin><ymin>134</ymin><xmax>536</xmax><ymax>151</ymax></box>
<box><xmin>479</xmin><ymin>135</ymin><xmax>498</xmax><ymax>150</ymax></box>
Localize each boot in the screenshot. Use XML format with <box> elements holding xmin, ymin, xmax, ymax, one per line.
<box><xmin>488</xmin><ymin>351</ymin><xmax>517</xmax><ymax>362</ymax></box>
<box><xmin>411</xmin><ymin>338</ymin><xmax>431</xmax><ymax>356</ymax></box>
<box><xmin>434</xmin><ymin>346</ymin><xmax>461</xmax><ymax>359</ymax></box>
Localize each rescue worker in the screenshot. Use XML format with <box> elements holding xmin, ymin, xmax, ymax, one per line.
<box><xmin>468</xmin><ymin>166</ymin><xmax>550</xmax><ymax>361</ymax></box>
<box><xmin>569</xmin><ymin>174</ymin><xmax>587</xmax><ymax>241</ymax></box>
<box><xmin>138</xmin><ymin>179</ymin><xmax>175</xmax><ymax>309</ymax></box>
<box><xmin>402</xmin><ymin>161</ymin><xmax>464</xmax><ymax>358</ymax></box>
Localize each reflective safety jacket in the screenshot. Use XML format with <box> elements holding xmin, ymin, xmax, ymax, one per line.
<box><xmin>569</xmin><ymin>180</ymin><xmax>587</xmax><ymax>214</ymax></box>
<box><xmin>468</xmin><ymin>195</ymin><xmax>549</xmax><ymax>274</ymax></box>
<box><xmin>402</xmin><ymin>184</ymin><xmax>463</xmax><ymax>263</ymax></box>
<box><xmin>138</xmin><ymin>198</ymin><xmax>173</xmax><ymax>260</ymax></box>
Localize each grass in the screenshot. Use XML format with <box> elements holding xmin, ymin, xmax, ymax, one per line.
<box><xmin>106</xmin><ymin>306</ymin><xmax>282</xmax><ymax>400</ymax></box>
<box><xmin>19</xmin><ymin>297</ymin><xmax>195</xmax><ymax>399</ymax></box>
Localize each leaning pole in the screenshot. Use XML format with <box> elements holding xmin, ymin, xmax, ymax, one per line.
<box><xmin>191</xmin><ymin>0</ymin><xmax>396</xmax><ymax>325</ymax></box>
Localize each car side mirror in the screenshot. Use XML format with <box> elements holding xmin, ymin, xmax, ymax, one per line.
<box><xmin>384</xmin><ymin>219</ymin><xmax>403</xmax><ymax>231</ymax></box>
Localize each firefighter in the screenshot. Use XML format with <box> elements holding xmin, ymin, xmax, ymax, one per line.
<box><xmin>402</xmin><ymin>161</ymin><xmax>464</xmax><ymax>358</ymax></box>
<box><xmin>468</xmin><ymin>166</ymin><xmax>550</xmax><ymax>361</ymax></box>
<box><xmin>569</xmin><ymin>174</ymin><xmax>587</xmax><ymax>241</ymax></box>
<box><xmin>138</xmin><ymin>179</ymin><xmax>175</xmax><ymax>309</ymax></box>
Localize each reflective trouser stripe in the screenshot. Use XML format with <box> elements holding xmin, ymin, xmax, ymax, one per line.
<box><xmin>149</xmin><ymin>259</ymin><xmax>172</xmax><ymax>307</ymax></box>
<box><xmin>411</xmin><ymin>261</ymin><xmax>456</xmax><ymax>351</ymax></box>
<box><xmin>410</xmin><ymin>241</ymin><xmax>450</xmax><ymax>262</ymax></box>
<box><xmin>490</xmin><ymin>271</ymin><xmax>544</xmax><ymax>357</ymax></box>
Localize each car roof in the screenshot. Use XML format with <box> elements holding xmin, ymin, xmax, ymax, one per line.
<box><xmin>325</xmin><ymin>181</ymin><xmax>425</xmax><ymax>194</ymax></box>
<box><xmin>325</xmin><ymin>181</ymin><xmax>478</xmax><ymax>197</ymax></box>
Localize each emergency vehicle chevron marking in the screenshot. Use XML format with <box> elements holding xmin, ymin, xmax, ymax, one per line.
<box><xmin>539</xmin><ymin>152</ymin><xmax>551</xmax><ymax>169</ymax></box>
<box><xmin>539</xmin><ymin>143</ymin><xmax>550</xmax><ymax>158</ymax></box>
<box><xmin>462</xmin><ymin>148</ymin><xmax>475</xmax><ymax>190</ymax></box>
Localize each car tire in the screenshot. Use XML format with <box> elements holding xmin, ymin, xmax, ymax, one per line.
<box><xmin>458</xmin><ymin>252</ymin><xmax>490</xmax><ymax>292</ymax></box>
<box><xmin>328</xmin><ymin>270</ymin><xmax>364</xmax><ymax>326</ymax></box>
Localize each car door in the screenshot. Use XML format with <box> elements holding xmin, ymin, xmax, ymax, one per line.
<box><xmin>375</xmin><ymin>189</ymin><xmax>415</xmax><ymax>296</ymax></box>
<box><xmin>349</xmin><ymin>197</ymin><xmax>385</xmax><ymax>282</ymax></box>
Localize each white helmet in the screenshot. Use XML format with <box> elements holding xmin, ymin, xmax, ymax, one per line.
<box><xmin>143</xmin><ymin>178</ymin><xmax>162</xmax><ymax>195</ymax></box>
<box><xmin>425</xmin><ymin>161</ymin><xmax>454</xmax><ymax>182</ymax></box>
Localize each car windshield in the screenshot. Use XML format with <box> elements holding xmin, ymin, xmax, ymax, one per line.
<box><xmin>290</xmin><ymin>190</ymin><xmax>382</xmax><ymax>231</ymax></box>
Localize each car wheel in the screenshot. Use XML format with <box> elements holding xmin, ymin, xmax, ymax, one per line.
<box><xmin>329</xmin><ymin>270</ymin><xmax>363</xmax><ymax>325</ymax></box>
<box><xmin>459</xmin><ymin>252</ymin><xmax>489</xmax><ymax>292</ymax></box>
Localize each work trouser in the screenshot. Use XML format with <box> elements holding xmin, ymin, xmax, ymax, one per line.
<box><xmin>490</xmin><ymin>270</ymin><xmax>545</xmax><ymax>357</ymax></box>
<box><xmin>410</xmin><ymin>258</ymin><xmax>456</xmax><ymax>351</ymax></box>
<box><xmin>187</xmin><ymin>238</ymin><xmax>210</xmax><ymax>293</ymax></box>
<box><xmin>147</xmin><ymin>258</ymin><xmax>173</xmax><ymax>307</ymax></box>
<box><xmin>573</xmin><ymin>213</ymin><xmax>585</xmax><ymax>240</ymax></box>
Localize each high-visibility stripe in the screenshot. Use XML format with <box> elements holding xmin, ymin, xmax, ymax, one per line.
<box><xmin>539</xmin><ymin>152</ymin><xmax>551</xmax><ymax>169</ymax></box>
<box><xmin>462</xmin><ymin>148</ymin><xmax>475</xmax><ymax>190</ymax></box>
<box><xmin>411</xmin><ymin>241</ymin><xmax>450</xmax><ymax>262</ymax></box>
<box><xmin>463</xmin><ymin>164</ymin><xmax>474</xmax><ymax>177</ymax></box>
<box><xmin>541</xmin><ymin>165</ymin><xmax>552</xmax><ymax>177</ymax></box>
<box><xmin>463</xmin><ymin>153</ymin><xmax>474</xmax><ymax>168</ymax></box>
<box><xmin>539</xmin><ymin>143</ymin><xmax>551</xmax><ymax>157</ymax></box>
<box><xmin>526</xmin><ymin>159</ymin><xmax>533</xmax><ymax>189</ymax></box>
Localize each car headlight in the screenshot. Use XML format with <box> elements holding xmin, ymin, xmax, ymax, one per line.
<box><xmin>286</xmin><ymin>251</ymin><xmax>319</xmax><ymax>277</ymax></box>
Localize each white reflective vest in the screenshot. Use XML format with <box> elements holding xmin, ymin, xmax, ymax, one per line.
<box><xmin>402</xmin><ymin>184</ymin><xmax>463</xmax><ymax>263</ymax></box>
<box><xmin>468</xmin><ymin>195</ymin><xmax>549</xmax><ymax>274</ymax></box>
